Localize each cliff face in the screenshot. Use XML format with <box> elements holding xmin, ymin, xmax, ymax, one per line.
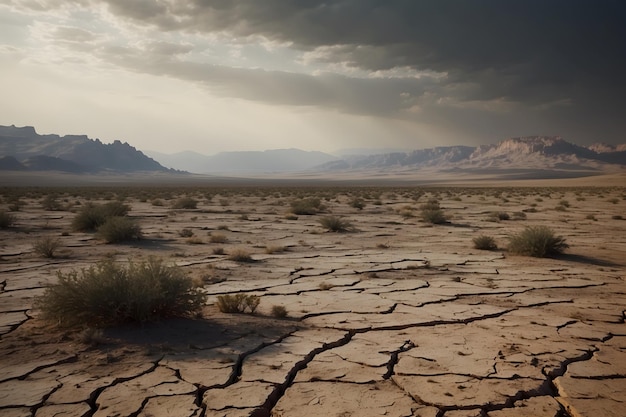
<box><xmin>0</xmin><ymin>125</ymin><xmax>170</xmax><ymax>172</ymax></box>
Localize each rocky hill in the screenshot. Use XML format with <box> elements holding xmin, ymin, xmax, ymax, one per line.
<box><xmin>0</xmin><ymin>125</ymin><xmax>172</xmax><ymax>173</ymax></box>
<box><xmin>316</xmin><ymin>137</ymin><xmax>626</xmax><ymax>176</ymax></box>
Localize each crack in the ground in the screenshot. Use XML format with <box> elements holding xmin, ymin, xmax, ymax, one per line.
<box><xmin>84</xmin><ymin>358</ymin><xmax>162</xmax><ymax>417</ymax></box>
<box><xmin>382</xmin><ymin>339</ymin><xmax>416</xmax><ymax>379</ymax></box>
<box><xmin>254</xmin><ymin>331</ymin><xmax>354</xmax><ymax>416</ymax></box>
<box><xmin>196</xmin><ymin>330</ymin><xmax>299</xmax><ymax>413</ymax></box>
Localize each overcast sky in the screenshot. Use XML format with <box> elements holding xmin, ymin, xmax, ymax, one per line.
<box><xmin>1</xmin><ymin>1</ymin><xmax>624</xmax><ymax>154</ymax></box>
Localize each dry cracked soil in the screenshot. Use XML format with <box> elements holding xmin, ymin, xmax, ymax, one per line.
<box><xmin>0</xmin><ymin>184</ymin><xmax>625</xmax><ymax>417</ymax></box>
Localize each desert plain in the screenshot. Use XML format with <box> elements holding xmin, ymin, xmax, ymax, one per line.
<box><xmin>1</xmin><ymin>177</ymin><xmax>625</xmax><ymax>417</ymax></box>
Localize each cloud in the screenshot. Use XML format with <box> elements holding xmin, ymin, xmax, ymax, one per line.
<box><xmin>4</xmin><ymin>0</ymin><xmax>626</xmax><ymax>145</ymax></box>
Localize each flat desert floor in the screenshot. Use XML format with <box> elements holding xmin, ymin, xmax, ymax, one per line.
<box><xmin>1</xmin><ymin>183</ymin><xmax>625</xmax><ymax>417</ymax></box>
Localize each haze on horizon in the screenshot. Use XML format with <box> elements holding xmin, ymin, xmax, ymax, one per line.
<box><xmin>1</xmin><ymin>1</ymin><xmax>624</xmax><ymax>155</ymax></box>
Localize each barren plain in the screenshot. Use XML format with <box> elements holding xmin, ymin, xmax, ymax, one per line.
<box><xmin>1</xmin><ymin>182</ymin><xmax>625</xmax><ymax>417</ymax></box>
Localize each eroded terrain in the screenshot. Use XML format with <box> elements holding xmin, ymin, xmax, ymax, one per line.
<box><xmin>1</xmin><ymin>185</ymin><xmax>625</xmax><ymax>417</ymax></box>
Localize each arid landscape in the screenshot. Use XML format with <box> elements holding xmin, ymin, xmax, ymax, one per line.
<box><xmin>1</xmin><ymin>178</ymin><xmax>625</xmax><ymax>417</ymax></box>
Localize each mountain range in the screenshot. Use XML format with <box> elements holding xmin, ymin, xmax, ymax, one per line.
<box><xmin>146</xmin><ymin>149</ymin><xmax>337</xmax><ymax>174</ymax></box>
<box><xmin>0</xmin><ymin>125</ymin><xmax>624</xmax><ymax>178</ymax></box>
<box><xmin>317</xmin><ymin>137</ymin><xmax>626</xmax><ymax>177</ymax></box>
<box><xmin>0</xmin><ymin>125</ymin><xmax>171</xmax><ymax>173</ymax></box>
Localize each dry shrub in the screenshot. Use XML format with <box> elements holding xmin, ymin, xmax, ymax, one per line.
<box><xmin>508</xmin><ymin>226</ymin><xmax>568</xmax><ymax>257</ymax></box>
<box><xmin>290</xmin><ymin>198</ymin><xmax>324</xmax><ymax>215</ymax></box>
<box><xmin>72</xmin><ymin>201</ymin><xmax>130</xmax><ymax>232</ymax></box>
<box><xmin>216</xmin><ymin>294</ymin><xmax>260</xmax><ymax>314</ymax></box>
<box><xmin>227</xmin><ymin>248</ymin><xmax>254</xmax><ymax>262</ymax></box>
<box><xmin>0</xmin><ymin>210</ymin><xmax>16</xmax><ymax>228</ymax></box>
<box><xmin>36</xmin><ymin>257</ymin><xmax>207</xmax><ymax>327</ymax></box>
<box><xmin>97</xmin><ymin>217</ymin><xmax>142</xmax><ymax>243</ymax></box>
<box><xmin>472</xmin><ymin>235</ymin><xmax>498</xmax><ymax>250</ymax></box>
<box><xmin>271</xmin><ymin>305</ymin><xmax>288</xmax><ymax>318</ymax></box>
<box><xmin>209</xmin><ymin>232</ymin><xmax>228</xmax><ymax>243</ymax></box>
<box><xmin>318</xmin><ymin>216</ymin><xmax>354</xmax><ymax>232</ymax></box>
<box><xmin>33</xmin><ymin>236</ymin><xmax>62</xmax><ymax>258</ymax></box>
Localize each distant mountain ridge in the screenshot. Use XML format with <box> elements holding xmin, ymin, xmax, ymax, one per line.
<box><xmin>0</xmin><ymin>125</ymin><xmax>172</xmax><ymax>173</ymax></box>
<box><xmin>147</xmin><ymin>148</ymin><xmax>338</xmax><ymax>174</ymax></box>
<box><xmin>316</xmin><ymin>137</ymin><xmax>626</xmax><ymax>174</ymax></box>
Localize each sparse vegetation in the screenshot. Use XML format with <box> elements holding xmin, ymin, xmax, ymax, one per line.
<box><xmin>0</xmin><ymin>210</ymin><xmax>16</xmax><ymax>228</ymax></box>
<box><xmin>290</xmin><ymin>197</ymin><xmax>324</xmax><ymax>215</ymax></box>
<box><xmin>33</xmin><ymin>236</ymin><xmax>62</xmax><ymax>258</ymax></box>
<box><xmin>508</xmin><ymin>226</ymin><xmax>568</xmax><ymax>257</ymax></box>
<box><xmin>216</xmin><ymin>294</ymin><xmax>260</xmax><ymax>314</ymax></box>
<box><xmin>265</xmin><ymin>245</ymin><xmax>288</xmax><ymax>254</ymax></box>
<box><xmin>489</xmin><ymin>211</ymin><xmax>510</xmax><ymax>221</ymax></box>
<box><xmin>209</xmin><ymin>232</ymin><xmax>228</xmax><ymax>243</ymax></box>
<box><xmin>472</xmin><ymin>235</ymin><xmax>498</xmax><ymax>251</ymax></box>
<box><xmin>172</xmin><ymin>197</ymin><xmax>198</xmax><ymax>209</ymax></box>
<box><xmin>97</xmin><ymin>216</ymin><xmax>142</xmax><ymax>243</ymax></box>
<box><xmin>36</xmin><ymin>257</ymin><xmax>207</xmax><ymax>327</ymax></box>
<box><xmin>41</xmin><ymin>195</ymin><xmax>62</xmax><ymax>211</ymax></box>
<box><xmin>179</xmin><ymin>228</ymin><xmax>194</xmax><ymax>238</ymax></box>
<box><xmin>318</xmin><ymin>215</ymin><xmax>354</xmax><ymax>232</ymax></box>
<box><xmin>420</xmin><ymin>200</ymin><xmax>447</xmax><ymax>224</ymax></box>
<box><xmin>271</xmin><ymin>305</ymin><xmax>288</xmax><ymax>318</ymax></box>
<box><xmin>71</xmin><ymin>201</ymin><xmax>130</xmax><ymax>232</ymax></box>
<box><xmin>227</xmin><ymin>248</ymin><xmax>254</xmax><ymax>262</ymax></box>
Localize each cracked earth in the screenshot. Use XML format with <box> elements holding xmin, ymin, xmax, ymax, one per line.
<box><xmin>1</xmin><ymin>185</ymin><xmax>625</xmax><ymax>417</ymax></box>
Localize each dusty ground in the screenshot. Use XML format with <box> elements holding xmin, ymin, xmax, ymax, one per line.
<box><xmin>1</xmin><ymin>183</ymin><xmax>625</xmax><ymax>417</ymax></box>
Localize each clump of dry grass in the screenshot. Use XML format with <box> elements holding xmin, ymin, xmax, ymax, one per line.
<box><xmin>318</xmin><ymin>216</ymin><xmax>354</xmax><ymax>232</ymax></box>
<box><xmin>216</xmin><ymin>294</ymin><xmax>260</xmax><ymax>314</ymax></box>
<box><xmin>472</xmin><ymin>235</ymin><xmax>498</xmax><ymax>250</ymax></box>
<box><xmin>508</xmin><ymin>226</ymin><xmax>568</xmax><ymax>257</ymax></box>
<box><xmin>209</xmin><ymin>232</ymin><xmax>228</xmax><ymax>243</ymax></box>
<box><xmin>265</xmin><ymin>245</ymin><xmax>288</xmax><ymax>254</ymax></box>
<box><xmin>271</xmin><ymin>305</ymin><xmax>288</xmax><ymax>318</ymax></box>
<box><xmin>227</xmin><ymin>248</ymin><xmax>254</xmax><ymax>262</ymax></box>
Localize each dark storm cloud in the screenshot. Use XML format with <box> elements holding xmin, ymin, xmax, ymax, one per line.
<box><xmin>100</xmin><ymin>0</ymin><xmax>626</xmax><ymax>97</ymax></box>
<box><xmin>30</xmin><ymin>0</ymin><xmax>626</xmax><ymax>143</ymax></box>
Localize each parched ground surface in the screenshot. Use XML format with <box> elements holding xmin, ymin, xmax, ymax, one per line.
<box><xmin>1</xmin><ymin>185</ymin><xmax>625</xmax><ymax>417</ymax></box>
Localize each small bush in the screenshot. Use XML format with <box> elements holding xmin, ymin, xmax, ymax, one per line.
<box><xmin>209</xmin><ymin>232</ymin><xmax>228</xmax><ymax>243</ymax></box>
<box><xmin>172</xmin><ymin>197</ymin><xmax>198</xmax><ymax>209</ymax></box>
<box><xmin>290</xmin><ymin>198</ymin><xmax>323</xmax><ymax>215</ymax></box>
<box><xmin>421</xmin><ymin>208</ymin><xmax>447</xmax><ymax>224</ymax></box>
<box><xmin>265</xmin><ymin>245</ymin><xmax>288</xmax><ymax>254</ymax></box>
<box><xmin>227</xmin><ymin>248</ymin><xmax>254</xmax><ymax>262</ymax></box>
<box><xmin>33</xmin><ymin>236</ymin><xmax>62</xmax><ymax>258</ymax></box>
<box><xmin>41</xmin><ymin>195</ymin><xmax>62</xmax><ymax>211</ymax></box>
<box><xmin>212</xmin><ymin>247</ymin><xmax>225</xmax><ymax>255</ymax></box>
<box><xmin>36</xmin><ymin>257</ymin><xmax>207</xmax><ymax>327</ymax></box>
<box><xmin>151</xmin><ymin>199</ymin><xmax>164</xmax><ymax>206</ymax></box>
<box><xmin>472</xmin><ymin>235</ymin><xmax>498</xmax><ymax>250</ymax></box>
<box><xmin>271</xmin><ymin>305</ymin><xmax>288</xmax><ymax>318</ymax></box>
<box><xmin>419</xmin><ymin>200</ymin><xmax>447</xmax><ymax>224</ymax></box>
<box><xmin>72</xmin><ymin>202</ymin><xmax>130</xmax><ymax>232</ymax></box>
<box><xmin>490</xmin><ymin>211</ymin><xmax>510</xmax><ymax>221</ymax></box>
<box><xmin>350</xmin><ymin>198</ymin><xmax>365</xmax><ymax>210</ymax></box>
<box><xmin>612</xmin><ymin>215</ymin><xmax>624</xmax><ymax>220</ymax></box>
<box><xmin>508</xmin><ymin>226</ymin><xmax>568</xmax><ymax>257</ymax></box>
<box><xmin>179</xmin><ymin>228</ymin><xmax>194</xmax><ymax>238</ymax></box>
<box><xmin>0</xmin><ymin>210</ymin><xmax>16</xmax><ymax>228</ymax></box>
<box><xmin>318</xmin><ymin>215</ymin><xmax>354</xmax><ymax>232</ymax></box>
<box><xmin>97</xmin><ymin>217</ymin><xmax>142</xmax><ymax>243</ymax></box>
<box><xmin>216</xmin><ymin>294</ymin><xmax>260</xmax><ymax>314</ymax></box>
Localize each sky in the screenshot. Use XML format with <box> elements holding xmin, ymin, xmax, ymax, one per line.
<box><xmin>1</xmin><ymin>1</ymin><xmax>625</xmax><ymax>155</ymax></box>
